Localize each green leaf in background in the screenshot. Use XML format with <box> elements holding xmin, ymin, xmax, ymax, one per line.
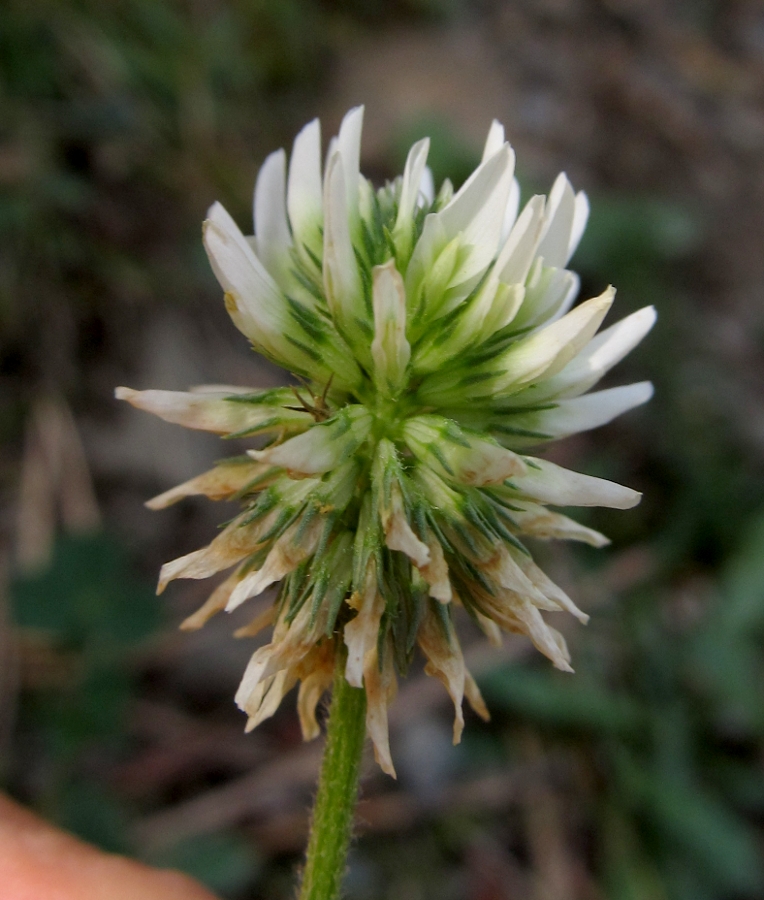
<box><xmin>478</xmin><ymin>666</ymin><xmax>644</xmax><ymax>736</ymax></box>
<box><xmin>613</xmin><ymin>749</ymin><xmax>764</xmax><ymax>896</ymax></box>
<box><xmin>12</xmin><ymin>532</ymin><xmax>159</xmax><ymax>657</ymax></box>
<box><xmin>57</xmin><ymin>778</ymin><xmax>132</xmax><ymax>855</ymax></box>
<box><xmin>146</xmin><ymin>832</ymin><xmax>261</xmax><ymax>898</ymax></box>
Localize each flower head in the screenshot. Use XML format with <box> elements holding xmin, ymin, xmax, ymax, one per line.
<box><xmin>117</xmin><ymin>108</ymin><xmax>654</xmax><ymax>776</ymax></box>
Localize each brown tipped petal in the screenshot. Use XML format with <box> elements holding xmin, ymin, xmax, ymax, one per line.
<box><xmin>418</xmin><ymin>606</ymin><xmax>466</xmax><ymax>745</ymax></box>
<box><xmin>464</xmin><ymin>670</ymin><xmax>491</xmax><ymax>722</ymax></box>
<box><xmin>146</xmin><ymin>461</ymin><xmax>272</xmax><ymax>509</ymax></box>
<box><xmin>364</xmin><ymin>642</ymin><xmax>397</xmax><ymax>778</ymax></box>
<box><xmin>179</xmin><ymin>567</ymin><xmax>246</xmax><ymax>631</ymax></box>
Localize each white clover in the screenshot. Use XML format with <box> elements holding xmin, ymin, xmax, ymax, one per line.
<box><xmin>117</xmin><ymin>107</ymin><xmax>654</xmax><ymax>777</ymax></box>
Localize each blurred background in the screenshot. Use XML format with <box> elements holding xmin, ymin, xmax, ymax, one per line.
<box><xmin>2</xmin><ymin>1</ymin><xmax>764</xmax><ymax>898</ymax></box>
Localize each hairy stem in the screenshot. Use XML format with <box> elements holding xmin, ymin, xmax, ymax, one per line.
<box><xmin>298</xmin><ymin>646</ymin><xmax>367</xmax><ymax>900</ymax></box>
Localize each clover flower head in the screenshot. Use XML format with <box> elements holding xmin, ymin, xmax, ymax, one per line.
<box><xmin>117</xmin><ymin>107</ymin><xmax>654</xmax><ymax>776</ymax></box>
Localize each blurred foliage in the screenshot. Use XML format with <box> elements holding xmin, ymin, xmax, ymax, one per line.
<box><xmin>480</xmin><ymin>510</ymin><xmax>764</xmax><ymax>899</ymax></box>
<box><xmin>3</xmin><ymin>2</ymin><xmax>764</xmax><ymax>899</ymax></box>
<box><xmin>10</xmin><ymin>532</ymin><xmax>260</xmax><ymax>894</ymax></box>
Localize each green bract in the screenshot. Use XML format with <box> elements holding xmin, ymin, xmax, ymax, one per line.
<box><xmin>117</xmin><ymin>107</ymin><xmax>655</xmax><ymax>776</ymax></box>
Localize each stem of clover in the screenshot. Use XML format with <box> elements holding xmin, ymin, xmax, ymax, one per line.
<box><xmin>298</xmin><ymin>642</ymin><xmax>367</xmax><ymax>900</ymax></box>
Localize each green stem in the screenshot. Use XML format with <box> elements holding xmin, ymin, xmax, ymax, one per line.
<box><xmin>298</xmin><ymin>645</ymin><xmax>367</xmax><ymax>900</ymax></box>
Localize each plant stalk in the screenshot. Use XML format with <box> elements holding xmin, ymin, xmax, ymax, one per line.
<box><xmin>298</xmin><ymin>645</ymin><xmax>367</xmax><ymax>900</ymax></box>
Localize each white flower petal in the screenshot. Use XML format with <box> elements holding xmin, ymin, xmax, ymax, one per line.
<box><xmin>537</xmin><ymin>172</ymin><xmax>576</xmax><ymax>269</ymax></box>
<box><xmin>418</xmin><ymin>166</ymin><xmax>435</xmax><ymax>206</ymax></box>
<box><xmin>115</xmin><ymin>386</ymin><xmax>306</xmax><ymax>435</ymax></box>
<box><xmin>336</xmin><ymin>105</ymin><xmax>364</xmax><ymax>226</ymax></box>
<box><xmin>568</xmin><ymin>190</ymin><xmax>589</xmax><ymax>261</ymax></box>
<box><xmin>515</xmin><ymin>382</ymin><xmax>654</xmax><ymax>439</ymax></box>
<box><xmin>513</xmin><ymin>267</ymin><xmax>580</xmax><ymax>331</ymax></box>
<box><xmin>536</xmin><ymin>306</ymin><xmax>657</xmax><ymax>399</ymax></box>
<box><xmin>250</xmin><ymin>407</ymin><xmax>372</xmax><ymax>476</ymax></box>
<box><xmin>495</xmin><ymin>287</ymin><xmax>614</xmax><ymax>391</ymax></box>
<box><xmin>500</xmin><ymin>176</ymin><xmax>521</xmax><ymax>245</ymax></box>
<box><xmin>323</xmin><ymin>152</ymin><xmax>363</xmax><ymax>330</ymax></box>
<box><xmin>371</xmin><ymin>260</ymin><xmax>411</xmax><ymax>394</ymax></box>
<box><xmin>203</xmin><ymin>202</ymin><xmax>287</xmax><ymax>355</ymax></box>
<box><xmin>287</xmin><ymin>118</ymin><xmax>323</xmax><ymax>258</ymax></box>
<box><xmin>406</xmin><ymin>145</ymin><xmax>515</xmax><ymax>324</ymax></box>
<box><xmin>481</xmin><ymin>119</ymin><xmax>505</xmax><ymax>162</ymax></box>
<box><xmin>253</xmin><ymin>148</ymin><xmax>292</xmax><ymax>279</ymax></box>
<box><xmin>511</xmin><ymin>457</ymin><xmax>642</xmax><ymax>509</ymax></box>
<box><xmin>393</xmin><ymin>138</ymin><xmax>430</xmax><ymax>260</ymax></box>
<box><xmin>495</xmin><ymin>195</ymin><xmax>546</xmax><ymax>286</ymax></box>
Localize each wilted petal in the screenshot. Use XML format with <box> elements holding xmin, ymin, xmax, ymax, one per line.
<box><xmin>180</xmin><ymin>566</ymin><xmax>246</xmax><ymax>631</ymax></box>
<box><xmin>486</xmin><ymin>589</ymin><xmax>573</xmax><ymax>672</ymax></box>
<box><xmin>296</xmin><ymin>642</ymin><xmax>335</xmax><ymax>740</ymax></box>
<box><xmin>506</xmin><ymin>500</ymin><xmax>609</xmax><ymax>548</ymax></box>
<box><xmin>464</xmin><ymin>670</ymin><xmax>490</xmax><ymax>721</ymax></box>
<box><xmin>226</xmin><ymin>516</ymin><xmax>323</xmax><ymax>611</ymax></box>
<box><xmin>233</xmin><ymin>604</ymin><xmax>276</xmax><ymax>638</ymax></box>
<box><xmin>513</xmin><ymin>603</ymin><xmax>573</xmax><ymax>672</ymax></box>
<box><xmin>420</xmin><ymin>532</ymin><xmax>452</xmax><ymax>603</ymax></box>
<box><xmin>418</xmin><ymin>604</ymin><xmax>466</xmax><ymax>743</ymax></box>
<box><xmin>243</xmin><ymin>668</ymin><xmax>298</xmax><ymax>731</ymax></box>
<box><xmin>157</xmin><ymin>509</ymin><xmax>280</xmax><ymax>593</ymax></box>
<box><xmin>382</xmin><ymin>481</ymin><xmax>430</xmax><ymax>568</ymax></box>
<box><xmin>146</xmin><ymin>460</ymin><xmax>274</xmax><ymax>509</ymax></box>
<box><xmin>478</xmin><ymin>543</ymin><xmax>570</xmax><ymax>616</ymax></box>
<box><xmin>344</xmin><ymin>561</ymin><xmax>385</xmax><ymax>687</ymax></box>
<box><xmin>364</xmin><ymin>640</ymin><xmax>397</xmax><ymax>778</ymax></box>
<box><xmin>235</xmin><ymin>600</ymin><xmax>327</xmax><ymax>713</ymax></box>
<box><xmin>511</xmin><ymin>551</ymin><xmax>588</xmax><ymax>623</ymax></box>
